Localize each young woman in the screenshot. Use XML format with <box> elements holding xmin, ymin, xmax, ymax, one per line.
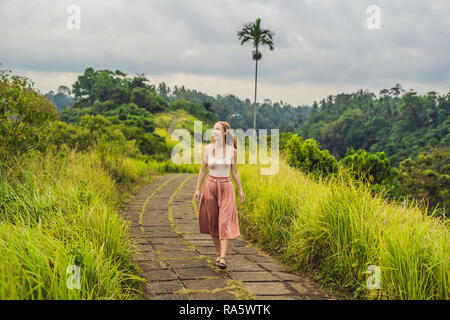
<box><xmin>194</xmin><ymin>121</ymin><xmax>245</xmax><ymax>269</ymax></box>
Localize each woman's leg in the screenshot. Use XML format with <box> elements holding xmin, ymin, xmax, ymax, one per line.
<box><xmin>219</xmin><ymin>239</ymin><xmax>229</xmax><ymax>260</ymax></box>
<box><xmin>212</xmin><ymin>236</ymin><xmax>221</xmax><ymax>256</ymax></box>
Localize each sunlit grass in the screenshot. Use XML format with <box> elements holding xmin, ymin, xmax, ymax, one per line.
<box><xmin>0</xmin><ymin>148</ymin><xmax>149</xmax><ymax>299</ymax></box>
<box><xmin>0</xmin><ymin>140</ymin><xmax>203</xmax><ymax>299</ymax></box>
<box><xmin>236</xmin><ymin>156</ymin><xmax>449</xmax><ymax>300</ymax></box>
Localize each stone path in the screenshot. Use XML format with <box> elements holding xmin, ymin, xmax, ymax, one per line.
<box><xmin>124</xmin><ymin>173</ymin><xmax>336</xmax><ymax>300</ymax></box>
<box><xmin>168</xmin><ymin>115</ymin><xmax>177</xmax><ymax>134</ymax></box>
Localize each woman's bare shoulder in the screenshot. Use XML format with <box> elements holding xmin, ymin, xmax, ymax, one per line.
<box><xmin>202</xmin><ymin>144</ymin><xmax>212</xmax><ymax>154</ymax></box>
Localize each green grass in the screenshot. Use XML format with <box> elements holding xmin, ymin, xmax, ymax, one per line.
<box><xmin>0</xmin><ymin>144</ymin><xmax>197</xmax><ymax>299</ymax></box>
<box><xmin>146</xmin><ymin>159</ymin><xmax>199</xmax><ymax>174</ymax></box>
<box><xmin>237</xmin><ymin>156</ymin><xmax>449</xmax><ymax>300</ymax></box>
<box><xmin>152</xmin><ymin>110</ymin><xmax>208</xmax><ymax>149</ymax></box>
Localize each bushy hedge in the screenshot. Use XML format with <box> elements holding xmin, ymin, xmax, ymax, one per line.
<box><xmin>285</xmin><ymin>134</ymin><xmax>339</xmax><ymax>178</ymax></box>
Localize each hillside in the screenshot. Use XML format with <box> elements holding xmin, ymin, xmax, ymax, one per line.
<box><xmin>300</xmin><ymin>85</ymin><xmax>450</xmax><ymax>167</ymax></box>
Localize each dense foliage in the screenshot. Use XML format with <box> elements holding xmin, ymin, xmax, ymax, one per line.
<box><xmin>238</xmin><ymin>159</ymin><xmax>449</xmax><ymax>300</ymax></box>
<box><xmin>157</xmin><ymin>83</ymin><xmax>308</xmax><ymax>132</ymax></box>
<box><xmin>0</xmin><ymin>69</ymin><xmax>59</xmax><ymax>161</ymax></box>
<box><xmin>340</xmin><ymin>147</ymin><xmax>397</xmax><ymax>186</ymax></box>
<box><xmin>285</xmin><ymin>134</ymin><xmax>339</xmax><ymax>178</ymax></box>
<box><xmin>398</xmin><ymin>147</ymin><xmax>450</xmax><ymax>218</ymax></box>
<box><xmin>1</xmin><ymin>63</ymin><xmax>448</xmax><ymax>299</ymax></box>
<box><xmin>301</xmin><ymin>84</ymin><xmax>450</xmax><ymax>167</ymax></box>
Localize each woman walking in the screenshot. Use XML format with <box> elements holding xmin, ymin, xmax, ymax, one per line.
<box><xmin>194</xmin><ymin>121</ymin><xmax>245</xmax><ymax>269</ymax></box>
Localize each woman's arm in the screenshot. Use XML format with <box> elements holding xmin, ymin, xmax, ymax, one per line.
<box><xmin>231</xmin><ymin>148</ymin><xmax>245</xmax><ymax>203</ymax></box>
<box><xmin>194</xmin><ymin>144</ymin><xmax>207</xmax><ymax>201</ymax></box>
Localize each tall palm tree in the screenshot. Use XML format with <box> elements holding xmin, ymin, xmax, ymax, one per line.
<box><xmin>237</xmin><ymin>18</ymin><xmax>275</xmax><ymax>133</ymax></box>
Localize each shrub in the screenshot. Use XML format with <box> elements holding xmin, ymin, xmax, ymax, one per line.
<box><xmin>341</xmin><ymin>147</ymin><xmax>397</xmax><ymax>185</ymax></box>
<box><xmin>286</xmin><ymin>134</ymin><xmax>339</xmax><ymax>178</ymax></box>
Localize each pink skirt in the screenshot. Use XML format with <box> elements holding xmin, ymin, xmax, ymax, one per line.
<box><xmin>198</xmin><ymin>175</ymin><xmax>240</xmax><ymax>240</ymax></box>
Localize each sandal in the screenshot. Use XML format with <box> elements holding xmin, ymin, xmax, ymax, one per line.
<box><xmin>213</xmin><ymin>255</ymin><xmax>221</xmax><ymax>266</ymax></box>
<box><xmin>218</xmin><ymin>257</ymin><xmax>227</xmax><ymax>269</ymax></box>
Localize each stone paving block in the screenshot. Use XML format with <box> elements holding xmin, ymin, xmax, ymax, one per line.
<box><xmin>143</xmin><ymin>226</ymin><xmax>174</xmax><ymax>232</ymax></box>
<box><xmin>148</xmin><ymin>207</ymin><xmax>169</xmax><ymax>216</ymax></box>
<box><xmin>139</xmin><ymin>260</ymin><xmax>170</xmax><ymax>271</ymax></box>
<box><xmin>141</xmin><ymin>221</ymin><xmax>172</xmax><ymax>226</ymax></box>
<box><xmin>205</xmin><ymin>251</ymin><xmax>239</xmax><ymax>260</ymax></box>
<box><xmin>175</xmin><ymin>267</ymin><xmax>221</xmax><ymax>280</ymax></box>
<box><xmin>133</xmin><ymin>250</ymin><xmax>159</xmax><ymax>262</ymax></box>
<box><xmin>130</xmin><ymin>238</ymin><xmax>149</xmax><ymax>245</ymax></box>
<box><xmin>127</xmin><ymin>217</ymin><xmax>140</xmax><ymax>222</ymax></box>
<box><xmin>173</xmin><ymin>219</ymin><xmax>196</xmax><ymax>224</ymax></box>
<box><xmin>235</xmin><ymin>257</ymin><xmax>264</xmax><ymax>267</ymax></box>
<box><xmin>148</xmin><ymin>294</ymin><xmax>193</xmax><ymax>300</ymax></box>
<box><xmin>153</xmin><ymin>243</ymin><xmax>193</xmax><ymax>251</ymax></box>
<box><xmin>176</xmin><ymin>227</ymin><xmax>199</xmax><ymax>233</ymax></box>
<box><xmin>167</xmin><ymin>258</ymin><xmax>210</xmax><ymax>269</ymax></box>
<box><xmin>183</xmin><ymin>233</ymin><xmax>213</xmax><ymax>240</ymax></box>
<box><xmin>257</xmin><ymin>261</ymin><xmax>290</xmax><ymax>272</ymax></box>
<box><xmin>196</xmin><ymin>247</ymin><xmax>220</xmax><ymax>255</ymax></box>
<box><xmin>232</xmin><ymin>240</ymin><xmax>248</xmax><ymax>247</ymax></box>
<box><xmin>144</xmin><ymin>213</ymin><xmax>168</xmax><ymax>219</ymax></box>
<box><xmin>129</xmin><ymin>230</ymin><xmax>145</xmax><ymax>238</ymax></box>
<box><xmin>241</xmin><ymin>282</ymin><xmax>292</xmax><ymax>295</ymax></box>
<box><xmin>254</xmin><ymin>295</ymin><xmax>298</xmax><ymax>300</ymax></box>
<box><xmin>244</xmin><ymin>255</ymin><xmax>275</xmax><ymax>264</ymax></box>
<box><xmin>231</xmin><ymin>246</ymin><xmax>260</xmax><ymax>255</ymax></box>
<box><xmin>146</xmin><ymin>231</ymin><xmax>180</xmax><ymax>238</ymax></box>
<box><xmin>186</xmin><ymin>240</ymin><xmax>215</xmax><ymax>247</ymax></box>
<box><xmin>148</xmin><ymin>238</ymin><xmax>185</xmax><ymax>244</ymax></box>
<box><xmin>189</xmin><ymin>292</ymin><xmax>237</xmax><ymax>300</ymax></box>
<box><xmin>229</xmin><ymin>272</ymin><xmax>279</xmax><ymax>282</ymax></box>
<box><xmin>174</xmin><ymin>222</ymin><xmax>194</xmax><ymax>230</ymax></box>
<box><xmin>159</xmin><ymin>250</ymin><xmax>199</xmax><ymax>259</ymax></box>
<box><xmin>134</xmin><ymin>244</ymin><xmax>154</xmax><ymax>252</ymax></box>
<box><xmin>144</xmin><ymin>280</ymin><xmax>184</xmax><ymax>295</ymax></box>
<box><xmin>173</xmin><ymin>218</ymin><xmax>195</xmax><ymax>223</ymax></box>
<box><xmin>272</xmin><ymin>271</ymin><xmax>306</xmax><ymax>281</ymax></box>
<box><xmin>129</xmin><ymin>206</ymin><xmax>146</xmax><ymax>209</ymax></box>
<box><xmin>288</xmin><ymin>281</ymin><xmax>330</xmax><ymax>300</ymax></box>
<box><xmin>226</xmin><ymin>262</ymin><xmax>266</xmax><ymax>272</ymax></box>
<box><xmin>140</xmin><ymin>222</ymin><xmax>171</xmax><ymax>227</ymax></box>
<box><xmin>144</xmin><ymin>269</ymin><xmax>178</xmax><ymax>281</ymax></box>
<box><xmin>288</xmin><ymin>281</ymin><xmax>310</xmax><ymax>296</ymax></box>
<box><xmin>183</xmin><ymin>278</ymin><xmax>228</xmax><ymax>290</ymax></box>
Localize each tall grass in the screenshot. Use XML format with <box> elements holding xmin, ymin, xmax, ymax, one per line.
<box><xmin>237</xmin><ymin>156</ymin><xmax>449</xmax><ymax>299</ymax></box>
<box><xmin>0</xmin><ymin>147</ymin><xmax>149</xmax><ymax>299</ymax></box>
<box><xmin>0</xmin><ymin>141</ymin><xmax>203</xmax><ymax>299</ymax></box>
<box><xmin>146</xmin><ymin>159</ymin><xmax>199</xmax><ymax>174</ymax></box>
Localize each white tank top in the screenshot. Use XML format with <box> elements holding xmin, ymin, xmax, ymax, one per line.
<box><xmin>206</xmin><ymin>143</ymin><xmax>234</xmax><ymax>177</ymax></box>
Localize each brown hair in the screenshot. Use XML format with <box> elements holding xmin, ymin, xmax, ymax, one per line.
<box><xmin>210</xmin><ymin>121</ymin><xmax>237</xmax><ymax>157</ymax></box>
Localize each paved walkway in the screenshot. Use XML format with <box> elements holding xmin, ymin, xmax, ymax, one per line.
<box><xmin>124</xmin><ymin>173</ymin><xmax>336</xmax><ymax>300</ymax></box>
<box><xmin>168</xmin><ymin>115</ymin><xmax>177</xmax><ymax>134</ymax></box>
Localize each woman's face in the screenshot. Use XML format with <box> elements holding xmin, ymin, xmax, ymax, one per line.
<box><xmin>212</xmin><ymin>123</ymin><xmax>224</xmax><ymax>141</ymax></box>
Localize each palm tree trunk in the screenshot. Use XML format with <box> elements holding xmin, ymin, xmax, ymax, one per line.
<box><xmin>253</xmin><ymin>51</ymin><xmax>258</xmax><ymax>134</ymax></box>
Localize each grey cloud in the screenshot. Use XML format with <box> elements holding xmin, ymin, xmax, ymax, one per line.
<box><xmin>0</xmin><ymin>0</ymin><xmax>448</xmax><ymax>93</ymax></box>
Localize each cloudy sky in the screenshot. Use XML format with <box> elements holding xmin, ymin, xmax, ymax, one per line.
<box><xmin>1</xmin><ymin>0</ymin><xmax>449</xmax><ymax>106</ymax></box>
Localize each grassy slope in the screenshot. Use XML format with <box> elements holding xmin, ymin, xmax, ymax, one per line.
<box><xmin>152</xmin><ymin>109</ymin><xmax>208</xmax><ymax>148</ymax></box>
<box><xmin>0</xmin><ymin>143</ymin><xmax>199</xmax><ymax>299</ymax></box>
<box><xmin>236</xmin><ymin>155</ymin><xmax>449</xmax><ymax>300</ymax></box>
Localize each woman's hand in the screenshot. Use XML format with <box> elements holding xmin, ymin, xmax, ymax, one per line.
<box><xmin>194</xmin><ymin>189</ymin><xmax>201</xmax><ymax>202</ymax></box>
<box><xmin>239</xmin><ymin>190</ymin><xmax>245</xmax><ymax>203</ymax></box>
